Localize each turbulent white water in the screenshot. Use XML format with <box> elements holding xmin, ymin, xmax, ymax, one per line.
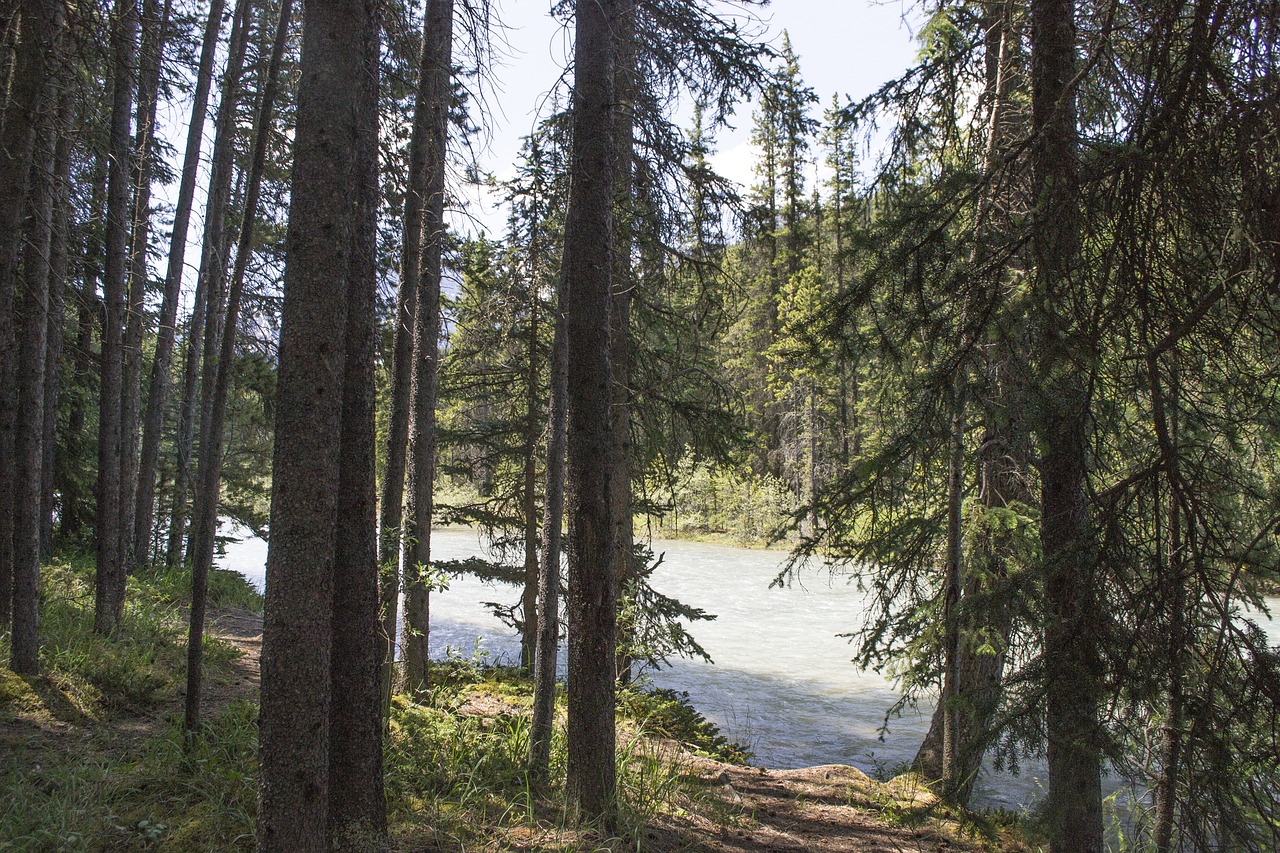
<box><xmin>218</xmin><ymin>522</ymin><xmax>1280</xmax><ymax>812</ymax></box>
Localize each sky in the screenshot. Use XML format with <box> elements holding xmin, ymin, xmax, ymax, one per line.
<box><xmin>455</xmin><ymin>0</ymin><xmax>924</xmax><ymax>235</ymax></box>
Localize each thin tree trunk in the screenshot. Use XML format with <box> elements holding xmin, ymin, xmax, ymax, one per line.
<box><xmin>530</xmin><ymin>283</ymin><xmax>568</xmax><ymax>778</ymax></box>
<box><xmin>58</xmin><ymin>160</ymin><xmax>107</xmax><ymax>544</ymax></box>
<box><xmin>166</xmin><ymin>0</ymin><xmax>251</xmax><ymax>567</ymax></box>
<box><xmin>257</xmin><ymin>0</ymin><xmax>377</xmax><ymax>842</ymax></box>
<box><xmin>134</xmin><ymin>0</ymin><xmax>227</xmax><ymax>568</ymax></box>
<box><xmin>563</xmin><ymin>0</ymin><xmax>618</xmax><ymax>826</ymax></box>
<box><xmin>402</xmin><ymin>0</ymin><xmax>453</xmax><ymax>699</ymax></box>
<box><xmin>94</xmin><ymin>0</ymin><xmax>140</xmax><ymax>635</ymax></box>
<box><xmin>1150</xmin><ymin>348</ymin><xmax>1184</xmax><ymax>853</ymax></box>
<box><xmin>913</xmin><ymin>3</ymin><xmax>1020</xmax><ymax>803</ymax></box>
<box><xmin>118</xmin><ymin>0</ymin><xmax>170</xmax><ymax>569</ymax></box>
<box><xmin>519</xmin><ymin>282</ymin><xmax>540</xmax><ymax>671</ymax></box>
<box><xmin>40</xmin><ymin>93</ymin><xmax>74</xmax><ymax>559</ymax></box>
<box><xmin>119</xmin><ymin>0</ymin><xmax>171</xmax><ymax>567</ymax></box>
<box><xmin>0</xmin><ymin>0</ymin><xmax>60</xmax><ymax>630</ymax></box>
<box><xmin>185</xmin><ymin>0</ymin><xmax>291</xmax><ymax>739</ymax></box>
<box><xmin>378</xmin><ymin>0</ymin><xmax>441</xmax><ymax>711</ymax></box>
<box><xmin>937</xmin><ymin>392</ymin><xmax>965</xmax><ymax>794</ymax></box>
<box><xmin>377</xmin><ymin>272</ymin><xmax>414</xmax><ymax>716</ymax></box>
<box><xmin>10</xmin><ymin>55</ymin><xmax>61</xmax><ymax>673</ymax></box>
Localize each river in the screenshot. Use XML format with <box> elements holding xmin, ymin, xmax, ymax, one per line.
<box><xmin>218</xmin><ymin>523</ymin><xmax>1280</xmax><ymax>812</ymax></box>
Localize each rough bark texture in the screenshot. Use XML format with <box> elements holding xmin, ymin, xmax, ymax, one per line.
<box><xmin>1031</xmin><ymin>0</ymin><xmax>1103</xmax><ymax>848</ymax></box>
<box><xmin>40</xmin><ymin>94</ymin><xmax>74</xmax><ymax>559</ymax></box>
<box><xmin>134</xmin><ymin>0</ymin><xmax>226</xmax><ymax>568</ymax></box>
<box><xmin>185</xmin><ymin>0</ymin><xmax>292</xmax><ymax>738</ymax></box>
<box><xmin>530</xmin><ymin>296</ymin><xmax>567</xmax><ymax>777</ymax></box>
<box><xmin>166</xmin><ymin>0</ymin><xmax>251</xmax><ymax>568</ymax></box>
<box><xmin>327</xmin><ymin>12</ymin><xmax>386</xmax><ymax>836</ymax></box>
<box><xmin>257</xmin><ymin>0</ymin><xmax>376</xmax><ymax>842</ymax></box>
<box><xmin>11</xmin><ymin>61</ymin><xmax>61</xmax><ymax>673</ymax></box>
<box><xmin>610</xmin><ymin>0</ymin><xmax>636</xmax><ymax>686</ymax></box>
<box><xmin>563</xmin><ymin>0</ymin><xmax>618</xmax><ymax>827</ymax></box>
<box><xmin>402</xmin><ymin>0</ymin><xmax>453</xmax><ymax>699</ymax></box>
<box><xmin>94</xmin><ymin>0</ymin><xmax>140</xmax><ymax>634</ymax></box>
<box><xmin>0</xmin><ymin>0</ymin><xmax>60</xmax><ymax>631</ymax></box>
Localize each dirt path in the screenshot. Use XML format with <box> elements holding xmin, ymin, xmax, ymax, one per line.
<box><xmin>204</xmin><ymin>606</ymin><xmax>263</xmax><ymax>708</ymax></box>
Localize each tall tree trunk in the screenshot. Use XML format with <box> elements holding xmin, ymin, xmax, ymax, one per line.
<box><xmin>327</xmin><ymin>11</ymin><xmax>386</xmax><ymax>837</ymax></box>
<box><xmin>118</xmin><ymin>0</ymin><xmax>170</xmax><ymax>569</ymax></box>
<box><xmin>563</xmin><ymin>0</ymin><xmax>618</xmax><ymax>826</ymax></box>
<box><xmin>913</xmin><ymin>2</ymin><xmax>1022</xmax><ymax>804</ymax></box>
<box><xmin>119</xmin><ymin>0</ymin><xmax>171</xmax><ymax>566</ymax></box>
<box><xmin>519</xmin><ymin>281</ymin><xmax>541</xmax><ymax>671</ymax></box>
<box><xmin>530</xmin><ymin>286</ymin><xmax>568</xmax><ymax>778</ymax></box>
<box><xmin>939</xmin><ymin>394</ymin><xmax>965</xmax><ymax>794</ymax></box>
<box><xmin>133</xmin><ymin>0</ymin><xmax>227</xmax><ymax>568</ymax></box>
<box><xmin>166</xmin><ymin>0</ymin><xmax>252</xmax><ymax>567</ymax></box>
<box><xmin>10</xmin><ymin>52</ymin><xmax>61</xmax><ymax>673</ymax></box>
<box><xmin>402</xmin><ymin>0</ymin><xmax>453</xmax><ymax>699</ymax></box>
<box><xmin>185</xmin><ymin>0</ymin><xmax>291</xmax><ymax>738</ymax></box>
<box><xmin>0</xmin><ymin>0</ymin><xmax>60</xmax><ymax>631</ymax></box>
<box><xmin>40</xmin><ymin>92</ymin><xmax>74</xmax><ymax>559</ymax></box>
<box><xmin>1031</xmin><ymin>0</ymin><xmax>1102</xmax><ymax>847</ymax></box>
<box><xmin>1149</xmin><ymin>346</ymin><xmax>1184</xmax><ymax>853</ymax></box>
<box><xmin>610</xmin><ymin>0</ymin><xmax>636</xmax><ymax>686</ymax></box>
<box><xmin>379</xmin><ymin>0</ymin><xmax>443</xmax><ymax>709</ymax></box>
<box><xmin>94</xmin><ymin>0</ymin><xmax>140</xmax><ymax>635</ymax></box>
<box><xmin>257</xmin><ymin>0</ymin><xmax>379</xmax><ymax>843</ymax></box>
<box><xmin>58</xmin><ymin>160</ymin><xmax>107</xmax><ymax>543</ymax></box>
<box><xmin>377</xmin><ymin>276</ymin><xmax>414</xmax><ymax>713</ymax></box>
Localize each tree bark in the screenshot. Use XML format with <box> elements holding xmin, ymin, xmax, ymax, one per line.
<box><xmin>519</xmin><ymin>279</ymin><xmax>541</xmax><ymax>671</ymax></box>
<box><xmin>185</xmin><ymin>0</ymin><xmax>292</xmax><ymax>739</ymax></box>
<box><xmin>94</xmin><ymin>0</ymin><xmax>140</xmax><ymax>635</ymax></box>
<box><xmin>40</xmin><ymin>92</ymin><xmax>74</xmax><ymax>559</ymax></box>
<box><xmin>402</xmin><ymin>0</ymin><xmax>453</xmax><ymax>699</ymax></box>
<box><xmin>610</xmin><ymin>0</ymin><xmax>636</xmax><ymax>686</ymax></box>
<box><xmin>563</xmin><ymin>0</ymin><xmax>618</xmax><ymax>826</ymax></box>
<box><xmin>57</xmin><ymin>159</ymin><xmax>107</xmax><ymax>544</ymax></box>
<box><xmin>10</xmin><ymin>50</ymin><xmax>62</xmax><ymax>673</ymax></box>
<box><xmin>166</xmin><ymin>0</ymin><xmax>252</xmax><ymax>568</ymax></box>
<box><xmin>1031</xmin><ymin>0</ymin><xmax>1102</xmax><ymax>847</ymax></box>
<box><xmin>257</xmin><ymin>0</ymin><xmax>378</xmax><ymax>843</ymax></box>
<box><xmin>327</xmin><ymin>11</ymin><xmax>386</xmax><ymax>837</ymax></box>
<box><xmin>0</xmin><ymin>0</ymin><xmax>60</xmax><ymax>631</ymax></box>
<box><xmin>530</xmin><ymin>282</ymin><xmax>568</xmax><ymax>778</ymax></box>
<box><xmin>379</xmin><ymin>0</ymin><xmax>445</xmax><ymax>709</ymax></box>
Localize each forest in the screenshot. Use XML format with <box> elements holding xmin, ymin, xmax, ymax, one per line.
<box><xmin>2</xmin><ymin>0</ymin><xmax>1280</xmax><ymax>850</ymax></box>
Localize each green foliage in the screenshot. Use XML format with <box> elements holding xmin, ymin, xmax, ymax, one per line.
<box><xmin>649</xmin><ymin>449</ymin><xmax>798</xmax><ymax>546</ymax></box>
<box><xmin>618</xmin><ymin>686</ymin><xmax>750</xmax><ymax>765</ymax></box>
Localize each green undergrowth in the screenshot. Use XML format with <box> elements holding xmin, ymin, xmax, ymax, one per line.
<box><xmin>2</xmin><ymin>554</ymin><xmax>1013</xmax><ymax>851</ymax></box>
<box><xmin>384</xmin><ymin>659</ymin><xmax>746</xmax><ymax>850</ymax></box>
<box><xmin>619</xmin><ymin>685</ymin><xmax>751</xmax><ymax>764</ymax></box>
<box><xmin>1</xmin><ymin>552</ymin><xmax>260</xmax><ymax>850</ymax></box>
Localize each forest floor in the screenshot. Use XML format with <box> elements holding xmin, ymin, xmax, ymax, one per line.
<box><xmin>206</xmin><ymin>610</ymin><xmax>1027</xmax><ymax>852</ymax></box>
<box><xmin>0</xmin><ymin>561</ymin><xmax>1032</xmax><ymax>852</ymax></box>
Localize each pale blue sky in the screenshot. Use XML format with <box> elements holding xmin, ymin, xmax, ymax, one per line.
<box><xmin>458</xmin><ymin>0</ymin><xmax>923</xmax><ymax>234</ymax></box>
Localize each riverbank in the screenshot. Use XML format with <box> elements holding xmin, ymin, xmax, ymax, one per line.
<box><xmin>1</xmin><ymin>555</ymin><xmax>1033</xmax><ymax>851</ymax></box>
